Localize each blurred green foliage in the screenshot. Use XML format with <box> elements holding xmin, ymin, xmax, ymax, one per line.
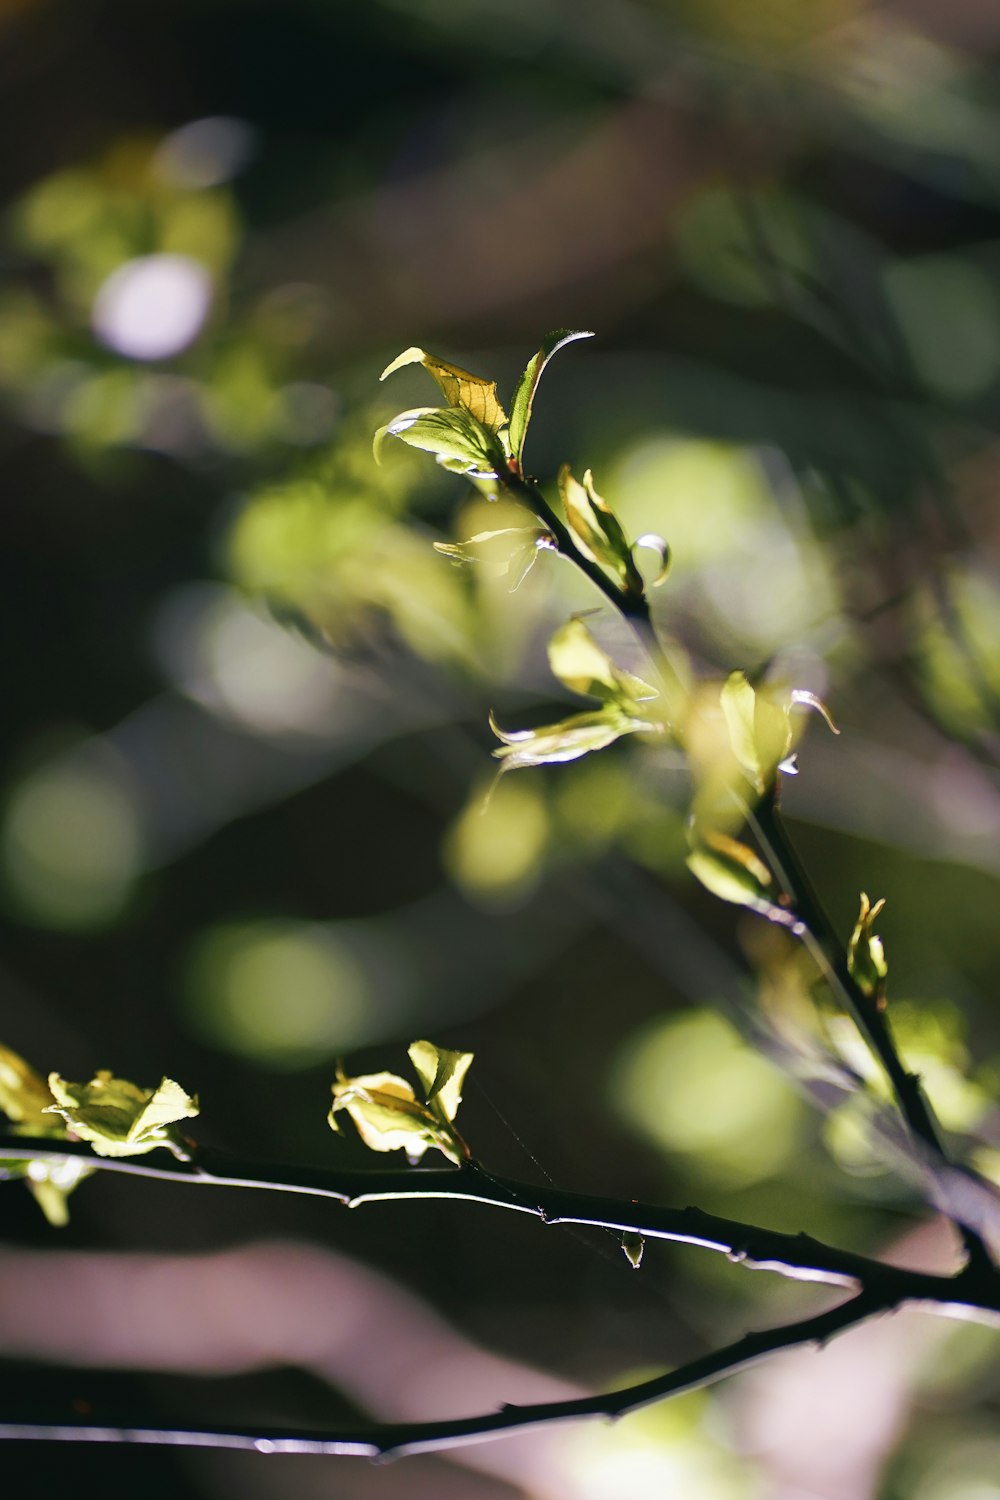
<box><xmin>4</xmin><ymin>0</ymin><xmax>1000</xmax><ymax>1495</ymax></box>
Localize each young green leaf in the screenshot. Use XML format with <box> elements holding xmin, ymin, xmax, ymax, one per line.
<box><xmin>329</xmin><ymin>1047</ymin><xmax>472</xmax><ymax>1165</ymax></box>
<box><xmin>23</xmin><ymin>1156</ymin><xmax>95</xmax><ymax>1228</ymax></box>
<box><xmin>0</xmin><ymin>1044</ymin><xmax>97</xmax><ymax>1226</ymax></box>
<box><xmin>547</xmin><ymin>617</ymin><xmax>657</xmax><ymax>709</ymax></box>
<box><xmin>718</xmin><ymin>673</ymin><xmax>840</xmax><ymax>796</ymax></box>
<box><xmin>508</xmin><ymin>329</ymin><xmax>593</xmax><ymax>470</ymax></box>
<box><xmin>490</xmin><ymin>705</ymin><xmax>655</xmax><ymax>772</ymax></box>
<box><xmin>720</xmin><ymin>671</ymin><xmax>792</xmax><ymax>795</ymax></box>
<box><xmin>847</xmin><ymin>893</ymin><xmax>888</xmax><ymax>1001</ymax></box>
<box><xmin>44</xmin><ymin>1071</ymin><xmax>199</xmax><ymax>1159</ymax></box>
<box><xmin>558</xmin><ymin>466</ymin><xmax>644</xmax><ymax>595</ymax></box>
<box><xmin>375</xmin><ymin>405</ymin><xmax>505</xmax><ymax>478</ymax></box>
<box><xmin>0</xmin><ymin>1042</ymin><xmax>64</xmax><ymax>1136</ymax></box>
<box><xmin>380</xmin><ymin>346</ymin><xmax>508</xmax><ymax>434</ymax></box>
<box><xmin>408</xmin><ymin>1040</ymin><xmax>474</xmax><ymax>1126</ymax></box>
<box><xmin>686</xmin><ymin>829</ymin><xmax>778</xmax><ymax>915</ymax></box>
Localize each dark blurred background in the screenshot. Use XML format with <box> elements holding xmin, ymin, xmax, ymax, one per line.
<box><xmin>3</xmin><ymin>2</ymin><xmax>1000</xmax><ymax>1497</ymax></box>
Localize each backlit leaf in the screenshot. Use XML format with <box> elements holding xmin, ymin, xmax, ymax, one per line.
<box><xmin>45</xmin><ymin>1071</ymin><xmax>199</xmax><ymax>1159</ymax></box>
<box><xmin>720</xmin><ymin>671</ymin><xmax>791</xmax><ymax>795</ymax></box>
<box><xmin>0</xmin><ymin>1043</ymin><xmax>63</xmax><ymax>1136</ymax></box>
<box><xmin>687</xmin><ymin>830</ymin><xmax>778</xmax><ymax>915</ymax></box>
<box><xmin>508</xmin><ymin>329</ymin><xmax>593</xmax><ymax>469</ymax></box>
<box><xmin>848</xmin><ymin>893</ymin><xmax>888</xmax><ymax>1001</ymax></box>
<box><xmin>547</xmin><ymin>617</ymin><xmax>657</xmax><ymax>708</ymax></box>
<box><xmin>408</xmin><ymin>1040</ymin><xmax>474</xmax><ymax>1125</ymax></box>
<box><xmin>24</xmin><ymin>1156</ymin><xmax>95</xmax><ymax>1228</ymax></box>
<box><xmin>490</xmin><ymin>705</ymin><xmax>655</xmax><ymax>772</ymax></box>
<box><xmin>380</xmin><ymin>346</ymin><xmax>508</xmax><ymax>433</ymax></box>
<box><xmin>375</xmin><ymin>405</ymin><xmax>505</xmax><ymax>478</ymax></box>
<box><xmin>329</xmin><ymin>1057</ymin><xmax>469</xmax><ymax>1165</ymax></box>
<box><xmin>558</xmin><ymin>465</ymin><xmax>643</xmax><ymax>594</ymax></box>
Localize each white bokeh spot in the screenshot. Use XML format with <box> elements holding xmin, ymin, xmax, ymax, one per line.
<box><xmin>92</xmin><ymin>254</ymin><xmax>213</xmax><ymax>361</ymax></box>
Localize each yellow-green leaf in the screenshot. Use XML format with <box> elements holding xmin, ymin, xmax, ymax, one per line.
<box><xmin>0</xmin><ymin>1043</ymin><xmax>63</xmax><ymax>1136</ymax></box>
<box><xmin>558</xmin><ymin>465</ymin><xmax>643</xmax><ymax>594</ymax></box>
<box><xmin>408</xmin><ymin>1040</ymin><xmax>473</xmax><ymax>1125</ymax></box>
<box><xmin>375</xmin><ymin>405</ymin><xmax>504</xmax><ymax>477</ymax></box>
<box><xmin>380</xmin><ymin>346</ymin><xmax>508</xmax><ymax>433</ymax></box>
<box><xmin>45</xmin><ymin>1071</ymin><xmax>199</xmax><ymax>1159</ymax></box>
<box><xmin>547</xmin><ymin>617</ymin><xmax>657</xmax><ymax>709</ymax></box>
<box><xmin>329</xmin><ymin>1065</ymin><xmax>468</xmax><ymax>1164</ymax></box>
<box><xmin>687</xmin><ymin>830</ymin><xmax>777</xmax><ymax>914</ymax></box>
<box><xmin>24</xmin><ymin>1156</ymin><xmax>95</xmax><ymax>1228</ymax></box>
<box><xmin>720</xmin><ymin>671</ymin><xmax>792</xmax><ymax>795</ymax></box>
<box><xmin>847</xmin><ymin>893</ymin><xmax>888</xmax><ymax>1000</ymax></box>
<box><xmin>490</xmin><ymin>706</ymin><xmax>656</xmax><ymax>772</ymax></box>
<box><xmin>508</xmin><ymin>329</ymin><xmax>593</xmax><ymax>469</ymax></box>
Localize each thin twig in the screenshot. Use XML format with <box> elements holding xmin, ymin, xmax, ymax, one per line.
<box><xmin>749</xmin><ymin>791</ymin><xmax>995</xmax><ymax>1274</ymax></box>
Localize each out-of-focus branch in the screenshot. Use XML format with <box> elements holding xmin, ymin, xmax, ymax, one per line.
<box><xmin>0</xmin><ymin>1290</ymin><xmax>905</xmax><ymax>1459</ymax></box>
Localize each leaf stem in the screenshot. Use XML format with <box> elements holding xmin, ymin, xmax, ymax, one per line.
<box><xmin>499</xmin><ymin>470</ymin><xmax>674</xmax><ymax>687</ymax></box>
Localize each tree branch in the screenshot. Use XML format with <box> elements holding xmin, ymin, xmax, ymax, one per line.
<box><xmin>4</xmin><ymin>1140</ymin><xmax>999</xmax><ymax>1316</ymax></box>
<box><xmin>499</xmin><ymin>455</ymin><xmax>995</xmax><ymax>1276</ymax></box>
<box><xmin>0</xmin><ymin>1290</ymin><xmax>907</xmax><ymax>1458</ymax></box>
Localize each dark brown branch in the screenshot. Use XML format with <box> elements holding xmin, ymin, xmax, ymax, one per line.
<box><xmin>0</xmin><ymin>1290</ymin><xmax>905</xmax><ymax>1459</ymax></box>
<box><xmin>4</xmin><ymin>1141</ymin><xmax>999</xmax><ymax>1317</ymax></box>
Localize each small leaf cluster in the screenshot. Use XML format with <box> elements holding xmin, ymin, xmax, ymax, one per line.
<box><xmin>1</xmin><ymin>1038</ymin><xmax>478</xmax><ymax>1226</ymax></box>
<box><xmin>329</xmin><ymin>1040</ymin><xmax>473</xmax><ymax>1165</ymax></box>
<box><xmin>376</xmin><ymin>331</ymin><xmax>593</xmax><ymax>483</ymax></box>
<box><xmin>0</xmin><ymin>1043</ymin><xmax>198</xmax><ymax>1225</ymax></box>
<box><xmin>491</xmin><ymin>617</ymin><xmax>663</xmax><ymax>774</ymax></box>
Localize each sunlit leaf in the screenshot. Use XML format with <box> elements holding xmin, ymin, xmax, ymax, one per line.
<box><xmin>329</xmin><ymin>1057</ymin><xmax>469</xmax><ymax>1165</ymax></box>
<box><xmin>547</xmin><ymin>617</ymin><xmax>657</xmax><ymax>708</ymax></box>
<box><xmin>847</xmin><ymin>892</ymin><xmax>888</xmax><ymax>1001</ymax></box>
<box><xmin>558</xmin><ymin>465</ymin><xmax>643</xmax><ymax>594</ymax></box>
<box><xmin>24</xmin><ymin>1156</ymin><xmax>95</xmax><ymax>1228</ymax></box>
<box><xmin>45</xmin><ymin>1071</ymin><xmax>199</xmax><ymax>1158</ymax></box>
<box><xmin>686</xmin><ymin>830</ymin><xmax>778</xmax><ymax>915</ymax></box>
<box><xmin>0</xmin><ymin>1043</ymin><xmax>63</xmax><ymax>1135</ymax></box>
<box><xmin>490</xmin><ymin>706</ymin><xmax>656</xmax><ymax>772</ymax></box>
<box><xmin>508</xmin><ymin>329</ymin><xmax>593</xmax><ymax>469</ymax></box>
<box><xmin>408</xmin><ymin>1040</ymin><xmax>474</xmax><ymax>1125</ymax></box>
<box><xmin>720</xmin><ymin>671</ymin><xmax>791</xmax><ymax>795</ymax></box>
<box><xmin>380</xmin><ymin>346</ymin><xmax>508</xmax><ymax>433</ymax></box>
<box><xmin>375</xmin><ymin>405</ymin><xmax>505</xmax><ymax>478</ymax></box>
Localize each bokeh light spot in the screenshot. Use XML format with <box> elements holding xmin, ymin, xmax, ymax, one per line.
<box><xmin>183</xmin><ymin>920</ymin><xmax>369</xmax><ymax>1069</ymax></box>
<box><xmin>2</xmin><ymin>749</ymin><xmax>144</xmax><ymax>929</ymax></box>
<box><xmin>609</xmin><ymin>1010</ymin><xmax>802</xmax><ymax>1186</ymax></box>
<box><xmin>92</xmin><ymin>254</ymin><xmax>213</xmax><ymax>361</ymax></box>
